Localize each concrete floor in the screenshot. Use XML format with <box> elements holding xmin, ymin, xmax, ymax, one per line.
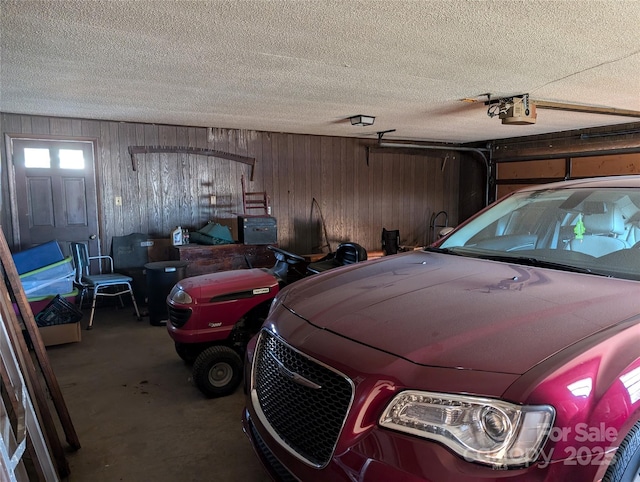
<box><xmin>44</xmin><ymin>305</ymin><xmax>271</xmax><ymax>482</ymax></box>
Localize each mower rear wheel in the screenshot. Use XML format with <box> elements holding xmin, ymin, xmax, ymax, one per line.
<box><xmin>193</xmin><ymin>345</ymin><xmax>243</xmax><ymax>398</ymax></box>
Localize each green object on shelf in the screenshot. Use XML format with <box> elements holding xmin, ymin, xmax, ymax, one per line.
<box><xmin>190</xmin><ymin>222</ymin><xmax>234</xmax><ymax>245</ymax></box>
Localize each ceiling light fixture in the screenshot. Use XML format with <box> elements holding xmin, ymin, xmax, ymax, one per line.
<box><xmin>349</xmin><ymin>115</ymin><xmax>375</xmax><ymax>126</ymax></box>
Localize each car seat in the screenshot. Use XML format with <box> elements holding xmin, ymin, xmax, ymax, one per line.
<box><xmin>569</xmin><ymin>203</ymin><xmax>628</xmax><ymax>257</ymax></box>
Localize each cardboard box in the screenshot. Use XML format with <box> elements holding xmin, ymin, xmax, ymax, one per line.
<box><xmin>16</xmin><ymin>290</ymin><xmax>82</xmax><ymax>347</ymax></box>
<box><xmin>38</xmin><ymin>322</ymin><xmax>81</xmax><ymax>347</ymax></box>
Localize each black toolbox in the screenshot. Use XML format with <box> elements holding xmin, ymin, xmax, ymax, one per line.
<box><xmin>238</xmin><ymin>215</ymin><xmax>277</xmax><ymax>244</ymax></box>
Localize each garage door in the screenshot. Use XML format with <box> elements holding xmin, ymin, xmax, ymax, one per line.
<box><xmin>496</xmin><ymin>153</ymin><xmax>640</xmax><ymax>199</ymax></box>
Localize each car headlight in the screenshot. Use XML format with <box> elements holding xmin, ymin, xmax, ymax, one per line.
<box><xmin>379</xmin><ymin>391</ymin><xmax>555</xmax><ymax>469</ymax></box>
<box><xmin>168</xmin><ymin>287</ymin><xmax>193</xmax><ymax>304</ymax></box>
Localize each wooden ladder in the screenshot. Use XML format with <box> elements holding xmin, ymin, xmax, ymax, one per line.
<box><xmin>0</xmin><ymin>227</ymin><xmax>81</xmax><ymax>480</ymax></box>
<box><xmin>241</xmin><ymin>175</ymin><xmax>270</xmax><ymax>215</ymax></box>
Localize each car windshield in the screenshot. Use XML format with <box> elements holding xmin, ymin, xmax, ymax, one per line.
<box><xmin>437</xmin><ymin>186</ymin><xmax>640</xmax><ymax>281</ymax></box>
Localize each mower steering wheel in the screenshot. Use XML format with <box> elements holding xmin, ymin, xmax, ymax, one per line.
<box><xmin>268</xmin><ymin>246</ymin><xmax>306</xmax><ymax>264</ymax></box>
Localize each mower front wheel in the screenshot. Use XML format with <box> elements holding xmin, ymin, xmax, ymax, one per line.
<box><xmin>192</xmin><ymin>346</ymin><xmax>243</xmax><ymax>398</ymax></box>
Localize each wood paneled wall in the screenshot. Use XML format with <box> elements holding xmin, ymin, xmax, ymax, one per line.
<box><xmin>1</xmin><ymin>113</ymin><xmax>460</xmax><ymax>256</ymax></box>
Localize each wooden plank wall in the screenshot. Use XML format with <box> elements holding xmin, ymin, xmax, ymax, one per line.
<box><xmin>0</xmin><ymin>113</ymin><xmax>460</xmax><ymax>256</ymax></box>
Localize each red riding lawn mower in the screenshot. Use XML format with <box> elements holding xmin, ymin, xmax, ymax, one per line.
<box><xmin>166</xmin><ymin>243</ymin><xmax>367</xmax><ymax>397</ymax></box>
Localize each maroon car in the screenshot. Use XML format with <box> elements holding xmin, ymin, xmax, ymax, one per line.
<box><xmin>243</xmin><ymin>176</ymin><xmax>640</xmax><ymax>482</ymax></box>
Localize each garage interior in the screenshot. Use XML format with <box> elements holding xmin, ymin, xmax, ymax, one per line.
<box><xmin>0</xmin><ymin>1</ymin><xmax>639</xmax><ymax>480</ymax></box>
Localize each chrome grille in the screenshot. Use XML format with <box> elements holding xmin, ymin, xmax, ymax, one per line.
<box><xmin>168</xmin><ymin>306</ymin><xmax>191</xmax><ymax>328</ymax></box>
<box><xmin>249</xmin><ymin>417</ymin><xmax>298</xmax><ymax>482</ymax></box>
<box><xmin>253</xmin><ymin>329</ymin><xmax>354</xmax><ymax>467</ymax></box>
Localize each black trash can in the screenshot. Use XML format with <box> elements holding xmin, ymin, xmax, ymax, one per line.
<box><xmin>145</xmin><ymin>261</ymin><xmax>188</xmax><ymax>326</ymax></box>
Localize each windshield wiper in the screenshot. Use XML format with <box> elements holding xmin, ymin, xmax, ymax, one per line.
<box><xmin>424</xmin><ymin>246</ymin><xmax>466</xmax><ymax>256</ymax></box>
<box><xmin>475</xmin><ymin>254</ymin><xmax>599</xmax><ymax>275</ymax></box>
<box><xmin>426</xmin><ymin>248</ymin><xmax>607</xmax><ymax>276</ymax></box>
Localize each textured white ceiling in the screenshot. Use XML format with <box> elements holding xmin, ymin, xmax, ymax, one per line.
<box><xmin>1</xmin><ymin>0</ymin><xmax>639</xmax><ymax>143</ymax></box>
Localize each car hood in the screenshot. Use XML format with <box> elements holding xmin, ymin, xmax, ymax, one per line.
<box><xmin>177</xmin><ymin>268</ymin><xmax>277</xmax><ymax>300</ymax></box>
<box><xmin>281</xmin><ymin>251</ymin><xmax>640</xmax><ymax>375</ymax></box>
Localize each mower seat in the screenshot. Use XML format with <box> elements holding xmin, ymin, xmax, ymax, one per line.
<box><xmin>307</xmin><ymin>243</ymin><xmax>367</xmax><ymax>274</ymax></box>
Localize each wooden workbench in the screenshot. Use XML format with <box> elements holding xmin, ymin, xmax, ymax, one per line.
<box><xmin>169</xmin><ymin>243</ymin><xmax>275</xmax><ymax>277</ymax></box>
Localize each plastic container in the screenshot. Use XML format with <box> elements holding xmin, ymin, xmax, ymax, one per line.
<box><xmin>19</xmin><ymin>257</ymin><xmax>75</xmax><ymax>297</ymax></box>
<box><xmin>13</xmin><ymin>288</ymin><xmax>78</xmax><ymax>318</ymax></box>
<box><xmin>171</xmin><ymin>226</ymin><xmax>183</xmax><ymax>246</ymax></box>
<box><xmin>28</xmin><ymin>289</ymin><xmax>78</xmax><ymax>316</ymax></box>
<box><xmin>145</xmin><ymin>261</ymin><xmax>188</xmax><ymax>326</ymax></box>
<box><xmin>12</xmin><ymin>240</ymin><xmax>64</xmax><ymax>275</ymax></box>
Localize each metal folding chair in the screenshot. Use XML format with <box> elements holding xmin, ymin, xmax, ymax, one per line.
<box><xmin>70</xmin><ymin>242</ymin><xmax>141</xmax><ymax>329</ymax></box>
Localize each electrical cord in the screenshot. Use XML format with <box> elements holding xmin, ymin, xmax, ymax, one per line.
<box><xmin>311</xmin><ymin>197</ymin><xmax>332</xmax><ymax>253</ymax></box>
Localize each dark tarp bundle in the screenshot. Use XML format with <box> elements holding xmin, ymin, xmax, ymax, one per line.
<box><xmin>189</xmin><ymin>222</ymin><xmax>234</xmax><ymax>245</ymax></box>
